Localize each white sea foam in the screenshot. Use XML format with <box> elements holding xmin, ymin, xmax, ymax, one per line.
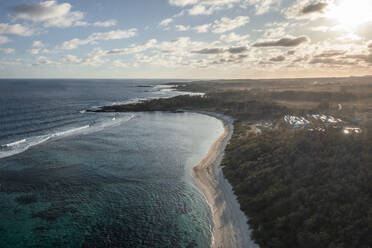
<box><xmin>154</xmin><ymin>84</ymin><xmax>177</xmax><ymax>89</ymax></box>
<box><xmin>0</xmin><ymin>114</ymin><xmax>135</xmax><ymax>159</ymax></box>
<box><xmin>160</xmin><ymin>88</ymin><xmax>175</xmax><ymax>92</ymax></box>
<box><xmin>183</xmin><ymin>91</ymin><xmax>205</xmax><ymax>97</ymax></box>
<box><xmin>54</xmin><ymin>125</ymin><xmax>90</xmax><ymax>137</ymax></box>
<box><xmin>154</xmin><ymin>84</ymin><xmax>205</xmax><ymax>97</ymax></box>
<box><xmin>4</xmin><ymin>139</ymin><xmax>26</xmax><ymax>147</ymax></box>
<box><xmin>0</xmin><ymin>136</ymin><xmax>51</xmax><ymax>159</ymax></box>
<box><xmin>89</xmin><ymin>114</ymin><xmax>135</xmax><ymax>132</ymax></box>
<box><xmin>111</xmin><ymin>98</ymin><xmax>147</xmax><ymax>106</ymax></box>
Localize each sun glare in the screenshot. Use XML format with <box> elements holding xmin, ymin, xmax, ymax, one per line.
<box><xmin>328</xmin><ymin>0</ymin><xmax>372</xmax><ymax>28</ymax></box>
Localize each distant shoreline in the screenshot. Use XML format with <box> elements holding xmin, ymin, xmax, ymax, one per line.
<box><xmin>191</xmin><ymin>111</ymin><xmax>258</xmax><ymax>248</ymax></box>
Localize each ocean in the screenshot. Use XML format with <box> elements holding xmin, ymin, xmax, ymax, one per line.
<box><xmin>0</xmin><ymin>79</ymin><xmax>224</xmax><ymax>248</ymax></box>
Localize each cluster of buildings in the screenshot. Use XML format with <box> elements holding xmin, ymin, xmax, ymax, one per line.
<box><xmin>283</xmin><ymin>114</ymin><xmax>362</xmax><ymax>135</ymax></box>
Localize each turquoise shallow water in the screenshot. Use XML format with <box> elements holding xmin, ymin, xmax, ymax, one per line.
<box><xmin>0</xmin><ymin>112</ymin><xmax>224</xmax><ymax>248</ymax></box>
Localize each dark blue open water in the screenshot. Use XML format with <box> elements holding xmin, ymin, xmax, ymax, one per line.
<box><xmin>0</xmin><ymin>79</ymin><xmax>223</xmax><ymax>247</ymax></box>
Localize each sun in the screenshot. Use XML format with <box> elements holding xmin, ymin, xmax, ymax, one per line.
<box><xmin>328</xmin><ymin>0</ymin><xmax>372</xmax><ymax>28</ymax></box>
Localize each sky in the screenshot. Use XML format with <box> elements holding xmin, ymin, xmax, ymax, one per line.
<box><xmin>0</xmin><ymin>0</ymin><xmax>371</xmax><ymax>79</ymax></box>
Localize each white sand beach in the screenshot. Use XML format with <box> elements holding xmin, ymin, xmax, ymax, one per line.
<box><xmin>193</xmin><ymin>112</ymin><xmax>259</xmax><ymax>248</ymax></box>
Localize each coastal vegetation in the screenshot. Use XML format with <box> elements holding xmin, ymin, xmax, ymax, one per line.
<box><xmin>222</xmin><ymin>122</ymin><xmax>372</xmax><ymax>248</ymax></box>
<box><xmin>94</xmin><ymin>91</ymin><xmax>287</xmax><ymax>121</ymax></box>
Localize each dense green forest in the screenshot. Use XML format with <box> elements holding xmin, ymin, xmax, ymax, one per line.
<box><xmin>222</xmin><ymin>123</ymin><xmax>372</xmax><ymax>248</ymax></box>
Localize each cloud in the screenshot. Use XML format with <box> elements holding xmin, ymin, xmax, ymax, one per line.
<box><xmin>43</xmin><ymin>11</ymin><xmax>84</xmax><ymax>28</ymax></box>
<box><xmin>0</xmin><ymin>23</ymin><xmax>33</xmax><ymax>36</ymax></box>
<box><xmin>61</xmin><ymin>54</ymin><xmax>82</xmax><ymax>64</ymax></box>
<box><xmin>0</xmin><ymin>35</ymin><xmax>11</xmax><ymax>44</ymax></box>
<box><xmin>159</xmin><ymin>18</ymin><xmax>173</xmax><ymax>27</ymax></box>
<box><xmin>344</xmin><ymin>53</ymin><xmax>372</xmax><ymax>65</ymax></box>
<box><xmin>126</xmin><ymin>37</ymin><xmax>251</xmax><ymax>69</ymax></box>
<box><xmin>284</xmin><ymin>0</ymin><xmax>332</xmax><ymax>20</ymax></box>
<box><xmin>209</xmin><ymin>54</ymin><xmax>248</xmax><ymax>66</ymax></box>
<box><xmin>0</xmin><ymin>48</ymin><xmax>15</xmax><ymax>54</ymax></box>
<box><xmin>11</xmin><ymin>1</ymin><xmax>115</xmax><ymax>29</ymax></box>
<box><xmin>188</xmin><ymin>5</ymin><xmax>213</xmax><ymax>15</ymax></box>
<box><xmin>169</xmin><ymin>0</ymin><xmax>274</xmax><ymax>16</ymax></box>
<box><xmin>59</xmin><ymin>49</ymin><xmax>108</xmax><ymax>67</ymax></box>
<box><xmin>173</xmin><ymin>10</ymin><xmax>186</xmax><ymax>18</ymax></box>
<box><xmin>60</xmin><ymin>29</ymin><xmax>137</xmax><ymax>49</ymax></box>
<box><xmin>112</xmin><ymin>60</ymin><xmax>135</xmax><ymax>68</ymax></box>
<box><xmin>33</xmin><ymin>56</ymin><xmax>59</xmax><ymax>66</ymax></box>
<box><xmin>155</xmin><ymin>37</ymin><xmax>211</xmax><ymax>56</ymax></box>
<box><xmin>107</xmin><ymin>39</ymin><xmax>157</xmax><ymax>55</ymax></box>
<box><xmin>212</xmin><ymin>16</ymin><xmax>250</xmax><ymax>33</ymax></box>
<box><xmin>293</xmin><ymin>55</ymin><xmax>309</xmax><ymax>62</ymax></box>
<box><xmin>0</xmin><ymin>58</ymin><xmax>23</xmax><ymax>67</ymax></box>
<box><xmin>186</xmin><ymin>1</ymin><xmax>239</xmax><ymax>15</ymax></box>
<box><xmin>220</xmin><ymin>32</ymin><xmax>249</xmax><ymax>43</ymax></box>
<box><xmin>119</xmin><ymin>37</ymin><xmax>219</xmax><ymax>68</ymax></box>
<box><xmin>75</xmin><ymin>36</ymin><xmax>250</xmax><ymax>70</ymax></box>
<box><xmin>190</xmin><ymin>17</ymin><xmax>250</xmax><ymax>34</ymax></box>
<box><xmin>269</xmin><ymin>55</ymin><xmax>285</xmax><ymax>61</ymax></box>
<box><xmin>253</xmin><ymin>36</ymin><xmax>308</xmax><ymax>47</ymax></box>
<box><xmin>314</xmin><ymin>50</ymin><xmax>346</xmax><ymax>58</ymax></box>
<box><xmin>301</xmin><ymin>2</ymin><xmax>328</xmax><ymax>14</ymax></box>
<box><xmin>168</xmin><ymin>0</ymin><xmax>199</xmax><ymax>7</ymax></box>
<box><xmin>93</xmin><ymin>20</ymin><xmax>117</xmax><ymax>27</ymax></box>
<box><xmin>193</xmin><ymin>24</ymin><xmax>211</xmax><ymax>33</ymax></box>
<box><xmin>262</xmin><ymin>22</ymin><xmax>289</xmax><ymax>38</ymax></box>
<box><xmin>82</xmin><ymin>48</ymin><xmax>107</xmax><ymax>66</ymax></box>
<box><xmin>28</xmin><ymin>40</ymin><xmax>49</xmax><ymax>54</ymax></box>
<box><xmin>192</xmin><ymin>46</ymin><xmax>248</xmax><ymax>54</ymax></box>
<box><xmin>192</xmin><ymin>48</ymin><xmax>225</xmax><ymax>54</ymax></box>
<box><xmin>335</xmin><ymin>33</ymin><xmax>362</xmax><ymax>42</ymax></box>
<box><xmin>11</xmin><ymin>0</ymin><xmax>85</xmax><ymax>28</ymax></box>
<box><xmin>87</xmin><ymin>29</ymin><xmax>136</xmax><ymax>41</ymax></box>
<box><xmin>242</xmin><ymin>0</ymin><xmax>281</xmax><ymax>15</ymax></box>
<box><xmin>29</xmin><ymin>49</ymin><xmax>41</xmax><ymax>55</ymax></box>
<box><xmin>63</xmin><ymin>19</ymin><xmax>118</xmax><ymax>28</ymax></box>
<box><xmin>12</xmin><ymin>1</ymin><xmax>71</xmax><ymax>21</ymax></box>
<box><xmin>175</xmin><ymin>25</ymin><xmax>190</xmax><ymax>31</ymax></box>
<box><xmin>189</xmin><ymin>0</ymin><xmax>239</xmax><ymax>15</ymax></box>
<box><xmin>32</xmin><ymin>40</ymin><xmax>44</xmax><ymax>47</ymax></box>
<box><xmin>228</xmin><ymin>46</ymin><xmax>248</xmax><ymax>53</ymax></box>
<box><xmin>169</xmin><ymin>0</ymin><xmax>278</xmax><ymax>16</ymax></box>
<box><xmin>310</xmin><ymin>25</ymin><xmax>345</xmax><ymax>32</ymax></box>
<box><xmin>309</xmin><ymin>58</ymin><xmax>355</xmax><ymax>65</ymax></box>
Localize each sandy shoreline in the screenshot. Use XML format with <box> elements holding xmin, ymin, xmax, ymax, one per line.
<box><xmin>192</xmin><ymin>112</ymin><xmax>259</xmax><ymax>248</ymax></box>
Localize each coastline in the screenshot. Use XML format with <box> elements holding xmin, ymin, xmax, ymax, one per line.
<box><xmin>192</xmin><ymin>111</ymin><xmax>258</xmax><ymax>248</ymax></box>
<box><xmin>90</xmin><ymin>83</ymin><xmax>260</xmax><ymax>247</ymax></box>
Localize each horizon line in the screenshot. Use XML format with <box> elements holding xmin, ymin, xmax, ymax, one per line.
<box><xmin>0</xmin><ymin>75</ymin><xmax>371</xmax><ymax>81</ymax></box>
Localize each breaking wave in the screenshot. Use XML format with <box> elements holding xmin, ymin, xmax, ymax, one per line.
<box><xmin>0</xmin><ymin>114</ymin><xmax>135</xmax><ymax>159</ymax></box>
